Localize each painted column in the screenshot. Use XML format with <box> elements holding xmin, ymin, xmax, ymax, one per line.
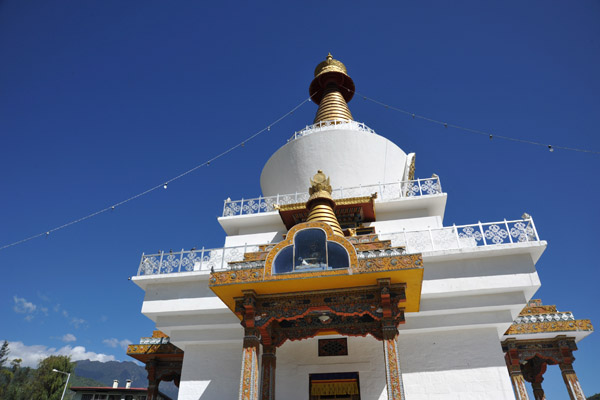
<box><xmin>507</xmin><ymin>365</ymin><xmax>530</xmax><ymax>400</ymax></box>
<box><xmin>559</xmin><ymin>363</ymin><xmax>586</xmax><ymax>400</ymax></box>
<box><xmin>239</xmin><ymin>330</ymin><xmax>260</xmax><ymax>400</ymax></box>
<box><xmin>503</xmin><ymin>349</ymin><xmax>529</xmax><ymax>400</ymax></box>
<box><xmin>240</xmin><ymin>291</ymin><xmax>260</xmax><ymax>400</ymax></box>
<box><xmin>378</xmin><ymin>279</ymin><xmax>405</xmax><ymax>400</ymax></box>
<box><xmin>531</xmin><ymin>382</ymin><xmax>546</xmax><ymax>400</ymax></box>
<box><xmin>382</xmin><ymin>327</ymin><xmax>405</xmax><ymax>400</ymax></box>
<box><xmin>260</xmin><ymin>344</ymin><xmax>276</xmax><ymax>400</ymax></box>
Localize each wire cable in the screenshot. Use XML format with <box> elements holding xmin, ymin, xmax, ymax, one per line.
<box><xmin>338</xmin><ymin>86</ymin><xmax>600</xmax><ymax>155</ymax></box>
<box><xmin>0</xmin><ymin>97</ymin><xmax>311</xmax><ymax>251</ymax></box>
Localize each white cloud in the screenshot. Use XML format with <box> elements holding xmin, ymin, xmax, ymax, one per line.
<box><xmin>102</xmin><ymin>338</ymin><xmax>132</xmax><ymax>350</ymax></box>
<box><xmin>70</xmin><ymin>317</ymin><xmax>87</xmax><ymax>329</ymax></box>
<box><xmin>37</xmin><ymin>292</ymin><xmax>51</xmax><ymax>302</ymax></box>
<box><xmin>13</xmin><ymin>296</ymin><xmax>36</xmax><ymax>314</ymax></box>
<box><xmin>7</xmin><ymin>341</ymin><xmax>116</xmax><ymax>368</ymax></box>
<box><xmin>62</xmin><ymin>334</ymin><xmax>77</xmax><ymax>343</ymax></box>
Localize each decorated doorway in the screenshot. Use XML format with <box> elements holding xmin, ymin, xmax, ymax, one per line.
<box><xmin>309</xmin><ymin>372</ymin><xmax>361</xmax><ymax>400</ymax></box>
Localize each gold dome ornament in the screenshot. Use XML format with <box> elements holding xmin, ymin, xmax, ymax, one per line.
<box><xmin>309</xmin><ymin>53</ymin><xmax>355</xmax><ymax>124</ymax></box>
<box><xmin>306</xmin><ymin>170</ymin><xmax>344</xmax><ymax>237</ymax></box>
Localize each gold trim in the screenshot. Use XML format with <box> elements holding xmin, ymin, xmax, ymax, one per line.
<box><xmin>505</xmin><ymin>319</ymin><xmax>593</xmax><ymax>335</ymax></box>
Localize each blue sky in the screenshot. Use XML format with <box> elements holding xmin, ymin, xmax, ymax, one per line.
<box><xmin>1</xmin><ymin>0</ymin><xmax>599</xmax><ymax>397</ymax></box>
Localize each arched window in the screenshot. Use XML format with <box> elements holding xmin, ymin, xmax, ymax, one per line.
<box><xmin>272</xmin><ymin>228</ymin><xmax>350</xmax><ymax>274</ymax></box>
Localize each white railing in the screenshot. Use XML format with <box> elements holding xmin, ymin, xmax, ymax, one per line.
<box><xmin>137</xmin><ymin>244</ymin><xmax>263</xmax><ymax>276</ymax></box>
<box><xmin>514</xmin><ymin>312</ymin><xmax>574</xmax><ymax>324</ymax></box>
<box><xmin>376</xmin><ymin>218</ymin><xmax>539</xmax><ymax>253</ymax></box>
<box><xmin>289</xmin><ymin>119</ymin><xmax>376</xmax><ymax>141</ymax></box>
<box><xmin>222</xmin><ymin>177</ymin><xmax>442</xmax><ymax>217</ymax></box>
<box><xmin>137</xmin><ymin>218</ymin><xmax>539</xmax><ymax>277</ymax></box>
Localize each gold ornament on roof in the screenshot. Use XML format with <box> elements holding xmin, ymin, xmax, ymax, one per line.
<box><xmin>309</xmin><ymin>53</ymin><xmax>355</xmax><ymax>124</ymax></box>
<box><xmin>313</xmin><ymin>53</ymin><xmax>349</xmax><ymax>78</ymax></box>
<box><xmin>306</xmin><ymin>170</ymin><xmax>343</xmax><ymax>236</ymax></box>
<box><xmin>309</xmin><ymin>170</ymin><xmax>332</xmax><ymax>200</ymax></box>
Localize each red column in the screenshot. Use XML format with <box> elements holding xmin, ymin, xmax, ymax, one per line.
<box><xmin>531</xmin><ymin>382</ymin><xmax>546</xmax><ymax>400</ymax></box>
<box><xmin>260</xmin><ymin>344</ymin><xmax>276</xmax><ymax>400</ymax></box>
<box><xmin>145</xmin><ymin>360</ymin><xmax>160</xmax><ymax>400</ymax></box>
<box><xmin>559</xmin><ymin>363</ymin><xmax>586</xmax><ymax>400</ymax></box>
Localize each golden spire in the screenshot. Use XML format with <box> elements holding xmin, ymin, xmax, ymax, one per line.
<box><xmin>309</xmin><ymin>53</ymin><xmax>355</xmax><ymax>124</ymax></box>
<box><xmin>306</xmin><ymin>170</ymin><xmax>344</xmax><ymax>236</ymax></box>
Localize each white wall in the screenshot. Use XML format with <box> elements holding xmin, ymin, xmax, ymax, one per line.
<box><xmin>175</xmin><ymin>329</ymin><xmax>516</xmax><ymax>400</ymax></box>
<box><xmin>260</xmin><ymin>129</ymin><xmax>408</xmax><ymax>196</ymax></box>
<box><xmin>399</xmin><ymin>328</ymin><xmax>515</xmax><ymax>400</ymax></box>
<box><xmin>276</xmin><ymin>335</ymin><xmax>387</xmax><ymax>400</ymax></box>
<box><xmin>178</xmin><ymin>342</ymin><xmax>242</xmax><ymax>400</ymax></box>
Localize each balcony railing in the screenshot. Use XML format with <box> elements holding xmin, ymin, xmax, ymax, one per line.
<box><xmin>376</xmin><ymin>218</ymin><xmax>539</xmax><ymax>253</ymax></box>
<box><xmin>222</xmin><ymin>177</ymin><xmax>442</xmax><ymax>217</ymax></box>
<box><xmin>137</xmin><ymin>218</ymin><xmax>539</xmax><ymax>277</ymax></box>
<box><xmin>514</xmin><ymin>312</ymin><xmax>574</xmax><ymax>324</ymax></box>
<box><xmin>289</xmin><ymin>119</ymin><xmax>376</xmax><ymax>141</ymax></box>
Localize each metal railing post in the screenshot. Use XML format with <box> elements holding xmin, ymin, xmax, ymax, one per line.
<box><xmin>478</xmin><ymin>222</ymin><xmax>487</xmax><ymax>246</ymax></box>
<box><xmin>428</xmin><ymin>227</ymin><xmax>435</xmax><ymax>250</ymax></box>
<box><xmin>138</xmin><ymin>253</ymin><xmax>144</xmax><ymax>276</ymax></box>
<box><xmin>158</xmin><ymin>251</ymin><xmax>164</xmax><ymax>274</ymax></box>
<box><xmin>221</xmin><ymin>248</ymin><xmax>225</xmax><ymax>270</ymax></box>
<box><xmin>200</xmin><ymin>247</ymin><xmax>205</xmax><ymax>270</ymax></box>
<box><xmin>240</xmin><ymin>198</ymin><xmax>244</xmax><ymax>215</ymax></box>
<box><xmin>178</xmin><ymin>249</ymin><xmax>184</xmax><ymax>272</ymax></box>
<box><xmin>453</xmin><ymin>224</ymin><xmax>460</xmax><ymax>248</ymax></box>
<box><xmin>504</xmin><ymin>219</ymin><xmax>513</xmax><ymax>244</ymax></box>
<box><xmin>528</xmin><ymin>217</ymin><xmax>539</xmax><ymax>242</ymax></box>
<box><xmin>222</xmin><ymin>200</ymin><xmax>227</xmax><ymax>217</ymax></box>
<box><xmin>403</xmin><ymin>228</ymin><xmax>408</xmax><ymax>251</ymax></box>
<box><xmin>418</xmin><ymin>178</ymin><xmax>423</xmax><ymax>196</ymax></box>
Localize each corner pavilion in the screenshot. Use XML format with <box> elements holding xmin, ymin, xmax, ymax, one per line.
<box><xmin>129</xmin><ymin>54</ymin><xmax>593</xmax><ymax>400</ymax></box>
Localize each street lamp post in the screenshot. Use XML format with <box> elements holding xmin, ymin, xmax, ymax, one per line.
<box><xmin>52</xmin><ymin>368</ymin><xmax>71</xmax><ymax>400</ymax></box>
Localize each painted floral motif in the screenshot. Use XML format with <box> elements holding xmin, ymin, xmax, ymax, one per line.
<box><xmin>239</xmin><ymin>346</ymin><xmax>259</xmax><ymax>400</ymax></box>
<box><xmin>384</xmin><ymin>338</ymin><xmax>404</xmax><ymax>400</ymax></box>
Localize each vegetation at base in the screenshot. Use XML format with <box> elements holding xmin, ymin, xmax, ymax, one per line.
<box><xmin>588</xmin><ymin>393</ymin><xmax>600</xmax><ymax>400</ymax></box>
<box><xmin>0</xmin><ymin>340</ymin><xmax>76</xmax><ymax>400</ymax></box>
<box><xmin>0</xmin><ymin>341</ymin><xmax>178</xmax><ymax>399</ymax></box>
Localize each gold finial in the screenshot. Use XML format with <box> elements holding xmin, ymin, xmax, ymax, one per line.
<box><xmin>306</xmin><ymin>170</ymin><xmax>344</xmax><ymax>236</ymax></box>
<box><xmin>309</xmin><ymin>170</ymin><xmax>332</xmax><ymax>198</ymax></box>
<box><xmin>309</xmin><ymin>54</ymin><xmax>355</xmax><ymax>124</ymax></box>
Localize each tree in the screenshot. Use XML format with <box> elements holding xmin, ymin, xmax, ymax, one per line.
<box><xmin>0</xmin><ymin>341</ymin><xmax>11</xmax><ymax>397</ymax></box>
<box><xmin>0</xmin><ymin>340</ymin><xmax>9</xmax><ymax>368</ymax></box>
<box><xmin>3</xmin><ymin>360</ymin><xmax>34</xmax><ymax>400</ymax></box>
<box><xmin>29</xmin><ymin>355</ymin><xmax>75</xmax><ymax>400</ymax></box>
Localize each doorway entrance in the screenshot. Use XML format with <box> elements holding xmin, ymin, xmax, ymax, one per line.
<box><xmin>309</xmin><ymin>372</ymin><xmax>360</xmax><ymax>400</ymax></box>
